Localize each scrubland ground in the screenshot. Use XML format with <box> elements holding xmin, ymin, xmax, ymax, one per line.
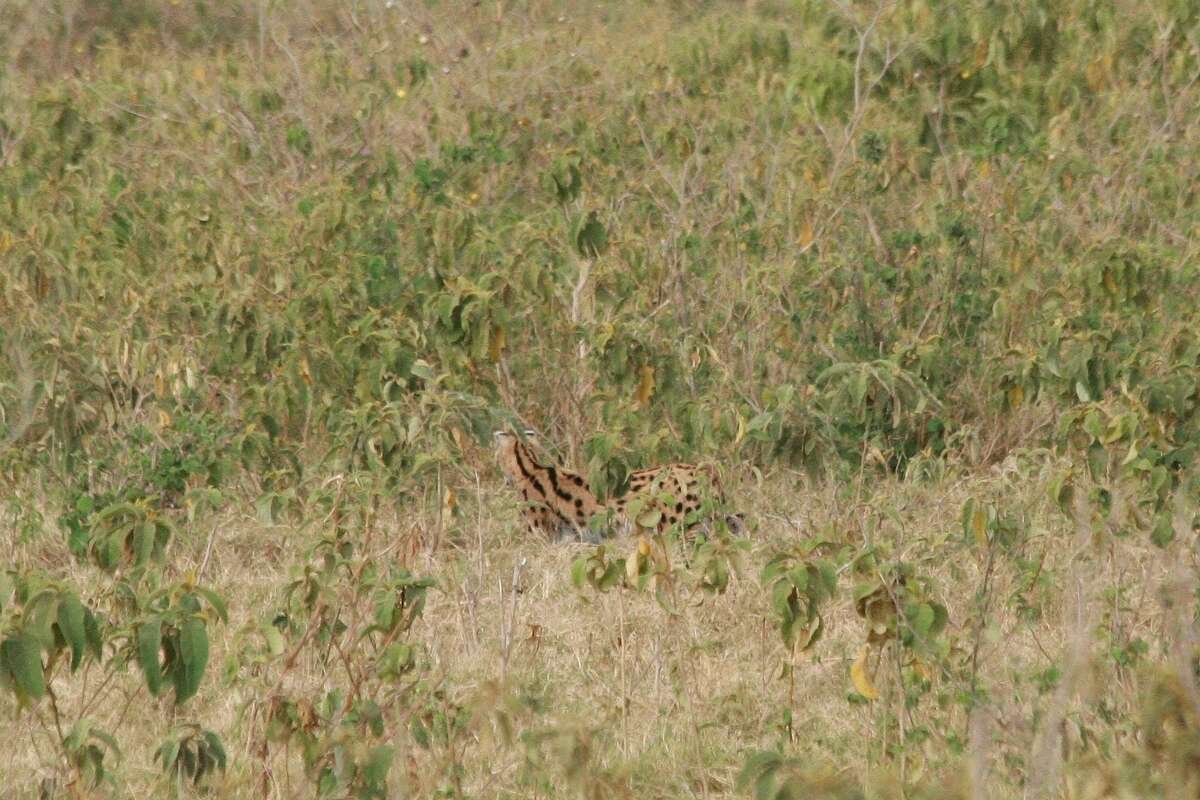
<box><xmin>9</xmin><ymin>461</ymin><xmax>1180</xmax><ymax>799</ymax></box>
<box><xmin>2</xmin><ymin>0</ymin><xmax>1200</xmax><ymax>797</ymax></box>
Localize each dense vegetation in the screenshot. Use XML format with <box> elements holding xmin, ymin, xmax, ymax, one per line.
<box><xmin>2</xmin><ymin>0</ymin><xmax>1199</xmax><ymax>796</ymax></box>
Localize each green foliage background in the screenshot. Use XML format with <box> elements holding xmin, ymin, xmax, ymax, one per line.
<box><xmin>3</xmin><ymin>0</ymin><xmax>1199</xmax><ymax>494</ymax></box>
<box><xmin>1</xmin><ymin>0</ymin><xmax>1199</xmax><ymax>796</ymax></box>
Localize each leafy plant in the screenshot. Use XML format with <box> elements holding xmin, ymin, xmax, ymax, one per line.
<box><xmin>155</xmin><ymin>724</ymin><xmax>228</xmax><ymax>794</ymax></box>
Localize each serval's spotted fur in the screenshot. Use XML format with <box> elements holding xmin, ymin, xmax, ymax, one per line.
<box><xmin>495</xmin><ymin>429</ymin><xmax>745</xmax><ymax>542</ymax></box>
<box><xmin>493</xmin><ymin>430</ymin><xmax>605</xmax><ymax>542</ymax></box>
<box><xmin>612</xmin><ymin>462</ymin><xmax>746</xmax><ymax>541</ymax></box>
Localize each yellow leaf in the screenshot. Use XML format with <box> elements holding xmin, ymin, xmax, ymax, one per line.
<box><xmin>635</xmin><ymin>364</ymin><xmax>655</xmax><ymax>407</ymax></box>
<box><xmin>1007</xmin><ymin>384</ymin><xmax>1024</xmax><ymax>408</ymax></box>
<box><xmin>489</xmin><ymin>325</ymin><xmax>506</xmax><ymax>362</ymax></box>
<box><xmin>299</xmin><ymin>357</ymin><xmax>313</xmax><ymax>386</ymax></box>
<box><xmin>626</xmin><ymin>553</ymin><xmax>639</xmax><ymax>584</ymax></box>
<box><xmin>1122</xmin><ymin>438</ymin><xmax>1140</xmax><ymax>466</ymax></box>
<box><xmin>971</xmin><ymin>507</ymin><xmax>988</xmax><ymax>546</ymax></box>
<box><xmin>851</xmin><ymin>644</ymin><xmax>880</xmax><ymax>700</ymax></box>
<box><xmin>1086</xmin><ymin>57</ymin><xmax>1108</xmax><ymax>91</ymax></box>
<box><xmin>798</xmin><ymin>219</ymin><xmax>814</xmax><ymax>249</ymax></box>
<box><xmin>974</xmin><ymin>39</ymin><xmax>989</xmax><ymax>68</ymax></box>
<box><xmin>1102</xmin><ymin>268</ymin><xmax>1118</xmax><ymax>296</ymax></box>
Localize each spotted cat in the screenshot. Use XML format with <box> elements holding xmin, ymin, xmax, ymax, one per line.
<box><xmin>493</xmin><ymin>429</ymin><xmax>605</xmax><ymax>542</ymax></box>
<box><xmin>612</xmin><ymin>462</ymin><xmax>746</xmax><ymax>540</ymax></box>
<box><xmin>495</xmin><ymin>428</ymin><xmax>744</xmax><ymax>542</ymax></box>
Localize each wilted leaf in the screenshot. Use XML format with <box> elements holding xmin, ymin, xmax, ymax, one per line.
<box><xmin>636</xmin><ymin>509</ymin><xmax>662</xmax><ymax>529</ymax></box>
<box><xmin>968</xmin><ymin>500</ymin><xmax>988</xmax><ymax>547</ymax></box>
<box><xmin>798</xmin><ymin>218</ymin><xmax>814</xmax><ymax>249</ymax></box>
<box><xmin>850</xmin><ymin>645</ymin><xmax>879</xmax><ymax>700</ymax></box>
<box><xmin>635</xmin><ymin>364</ymin><xmax>655</xmax><ymax>407</ymax></box>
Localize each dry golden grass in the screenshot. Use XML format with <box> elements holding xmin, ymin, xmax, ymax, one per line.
<box><xmin>8</xmin><ymin>447</ymin><xmax>1192</xmax><ymax>798</ymax></box>
<box><xmin>3</xmin><ymin>0</ymin><xmax>1200</xmax><ymax>796</ymax></box>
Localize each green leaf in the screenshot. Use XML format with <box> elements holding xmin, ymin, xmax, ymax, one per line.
<box><xmin>910</xmin><ymin>603</ymin><xmax>935</xmax><ymax>636</ymax></box>
<box><xmin>929</xmin><ymin>602</ymin><xmax>950</xmax><ymax>636</ymax></box>
<box><xmin>203</xmin><ymin>730</ymin><xmax>227</xmax><ymax>771</ymax></box>
<box><xmin>317</xmin><ymin>767</ymin><xmax>337</xmax><ymax>795</ymax></box>
<box><xmin>410</xmin><ymin>359</ymin><xmax>436</xmax><ymax>380</ymax></box>
<box><xmin>102</xmin><ymin>532</ymin><xmax>123</xmax><ymax>570</ymax></box>
<box><xmin>0</xmin><ymin>572</ymin><xmax>13</xmax><ymax>613</ymax></box>
<box><xmin>1047</xmin><ymin>471</ymin><xmax>1074</xmax><ymax>513</ymax></box>
<box><xmin>137</xmin><ymin>618</ymin><xmax>164</xmax><ymax>696</ymax></box>
<box><xmin>786</xmin><ymin>565</ymin><xmax>809</xmax><ymax>592</ymax></box>
<box><xmin>264</xmin><ymin>626</ymin><xmax>285</xmax><ymax>657</ymax></box>
<box><xmin>570</xmin><ymin>556</ymin><xmax>589</xmax><ymax>590</ymax></box>
<box><xmin>363</xmin><ymin>744</ymin><xmax>394</xmax><ymax>787</ymax></box>
<box><xmin>88</xmin><ymin>724</ymin><xmax>121</xmax><ymax>760</ymax></box>
<box><xmin>575</xmin><ymin>211</ymin><xmax>609</xmax><ymax>258</ymax></box>
<box><xmin>771</xmin><ymin>581</ymin><xmax>796</xmax><ymax>619</ymax></box>
<box><xmin>56</xmin><ymin>592</ymin><xmax>87</xmax><ymax>672</ymax></box>
<box><xmin>374</xmin><ymin>591</ymin><xmax>398</xmax><ymax>631</ymax></box>
<box><xmin>1151</xmin><ymin>514</ymin><xmax>1175</xmax><ymax>548</ymax></box>
<box><xmin>23</xmin><ymin>589</ymin><xmax>59</xmax><ymax>650</ymax></box>
<box><xmin>173</xmin><ymin>617</ymin><xmax>209</xmax><ymax>705</ymax></box>
<box><xmin>83</xmin><ymin>608</ymin><xmax>103</xmax><ymax>660</ymax></box>
<box><xmin>194</xmin><ymin>586</ymin><xmax>229</xmax><ymax>623</ymax></box>
<box><xmin>801</xmin><ymin>613</ymin><xmax>825</xmax><ymax>651</ymax></box>
<box><xmin>598</xmin><ymin>560</ymin><xmax>625</xmax><ymax>590</ymax></box>
<box><xmin>759</xmin><ymin>555</ymin><xmax>784</xmax><ymax>580</ymax></box>
<box><xmin>132</xmin><ymin>522</ymin><xmax>155</xmax><ymax>565</ymax></box>
<box><xmin>1</xmin><ymin>634</ymin><xmax>46</xmax><ymax>700</ymax></box>
<box><xmin>254</xmin><ymin>494</ymin><xmax>277</xmax><ymax>525</ymax></box>
<box><xmin>550</xmin><ymin>161</ymin><xmax>582</xmax><ymax>203</ymax></box>
<box><xmin>746</xmin><ymin>411</ymin><xmax>774</xmax><ymax>433</ymax></box>
<box><xmin>93</xmin><ymin>502</ymin><xmax>140</xmax><ymax>523</ymax></box>
<box><xmin>817</xmin><ymin>560</ymin><xmax>838</xmax><ymax>596</ymax></box>
<box><xmin>410</xmin><ymin>716</ymin><xmax>431</xmax><ymax>748</ymax></box>
<box><xmin>1086</xmin><ymin>442</ymin><xmax>1107</xmax><ymax>482</ymax></box>
<box><xmin>155</xmin><ymin>738</ymin><xmax>181</xmax><ymax>772</ymax></box>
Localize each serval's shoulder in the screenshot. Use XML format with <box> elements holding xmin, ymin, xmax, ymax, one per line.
<box><xmin>493</xmin><ymin>429</ymin><xmax>604</xmax><ymax>542</ymax></box>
